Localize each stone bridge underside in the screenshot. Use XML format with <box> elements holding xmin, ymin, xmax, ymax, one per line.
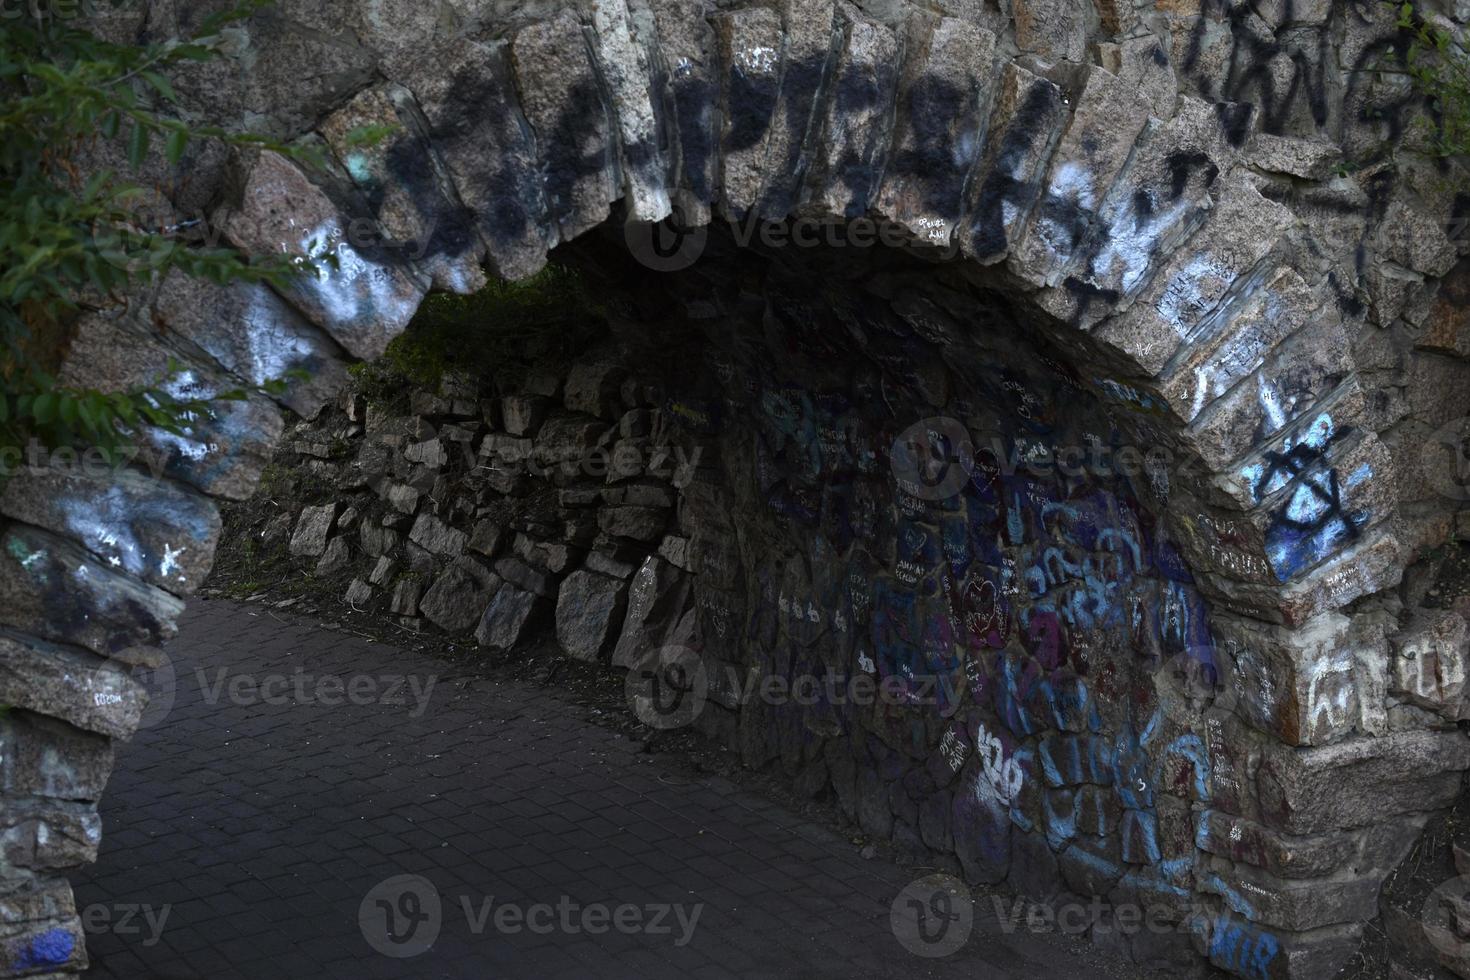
<box><xmin>1</xmin><ymin>0</ymin><xmax>1469</xmax><ymax>978</ymax></box>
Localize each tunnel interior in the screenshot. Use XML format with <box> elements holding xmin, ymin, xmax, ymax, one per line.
<box><xmin>223</xmin><ymin>214</ymin><xmax>1249</xmax><ymax>971</ymax></box>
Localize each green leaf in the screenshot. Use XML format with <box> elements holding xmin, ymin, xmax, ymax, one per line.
<box><xmin>166</xmin><ymin>128</ymin><xmax>189</xmax><ymax>165</ymax></box>
<box><xmin>127</xmin><ymin>121</ymin><xmax>150</xmax><ymax>169</ymax></box>
<box><xmin>140</xmin><ymin>70</ymin><xmax>177</xmax><ymax>102</ymax></box>
<box><xmin>31</xmin><ymin>393</ymin><xmax>55</xmax><ymax>425</ymax></box>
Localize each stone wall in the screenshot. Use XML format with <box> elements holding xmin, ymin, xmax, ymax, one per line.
<box><xmin>1</xmin><ymin>0</ymin><xmax>1468</xmax><ymax>976</ymax></box>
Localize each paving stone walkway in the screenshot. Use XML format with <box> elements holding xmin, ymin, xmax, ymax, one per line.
<box><xmin>73</xmin><ymin>599</ymin><xmax>1151</xmax><ymax>979</ymax></box>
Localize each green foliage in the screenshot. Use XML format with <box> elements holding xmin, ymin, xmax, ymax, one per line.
<box><xmin>1397</xmin><ymin>3</ymin><xmax>1470</xmax><ymax>157</ymax></box>
<box><xmin>349</xmin><ymin>263</ymin><xmax>607</xmax><ymax>399</ymax></box>
<box><xmin>0</xmin><ymin>0</ymin><xmax>318</xmax><ymax>465</ymax></box>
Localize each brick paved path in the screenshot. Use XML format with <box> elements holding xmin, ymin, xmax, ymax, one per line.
<box><xmin>73</xmin><ymin>599</ymin><xmax>1150</xmax><ymax>979</ymax></box>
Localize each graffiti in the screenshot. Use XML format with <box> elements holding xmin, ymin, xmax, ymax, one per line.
<box><xmin>1207</xmin><ymin>915</ymin><xmax>1281</xmax><ymax>980</ymax></box>
<box><xmin>975</xmin><ymin>722</ymin><xmax>1025</xmax><ymax>805</ymax></box>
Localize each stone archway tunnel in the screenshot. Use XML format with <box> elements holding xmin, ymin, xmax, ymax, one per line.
<box><xmin>1</xmin><ymin>1</ymin><xmax>1468</xmax><ymax>978</ymax></box>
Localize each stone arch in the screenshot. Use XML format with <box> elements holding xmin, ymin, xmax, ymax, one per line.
<box><xmin>2</xmin><ymin>1</ymin><xmax>1467</xmax><ymax>977</ymax></box>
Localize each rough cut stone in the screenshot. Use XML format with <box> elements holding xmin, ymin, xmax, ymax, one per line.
<box><xmin>511</xmin><ymin>11</ymin><xmax>618</xmax><ymax>244</ymax></box>
<box><xmin>360</xmin><ymin>523</ymin><xmax>401</xmax><ymax>558</ymax></box>
<box><xmin>585</xmin><ymin>0</ymin><xmax>670</xmax><ymax>222</ymax></box>
<box><xmin>0</xmin><ymin>525</ymin><xmax>184</xmax><ymax>657</ymax></box>
<box><xmin>752</xmin><ymin>0</ymin><xmax>837</xmax><ymax>220</ymax></box>
<box><xmin>599</xmin><ymin>505</ymin><xmax>668</xmax><ymax>542</ymax></box>
<box><xmin>1037</xmin><ymin>97</ymin><xmax>1250</xmax><ymax>326</ymax></box>
<box><xmin>0</xmin><ymin>708</ymin><xmax>115</xmax><ymax>800</ymax></box>
<box><xmin>58</xmin><ymin>311</ymin><xmax>283</xmax><ymax>501</ymax></box>
<box><xmin>419</xmin><ymin>557</ymin><xmax>500</xmax><ymax>634</ymax></box>
<box><xmin>0</xmin><ymin>632</ymin><xmax>146</xmax><ymax>739</ymax></box>
<box><xmin>218</xmin><ymin>150</ymin><xmax>426</xmax><ymax>359</ymax></box>
<box><xmin>961</xmin><ymin>63</ymin><xmax>1067</xmax><ymax>265</ymax></box>
<box><xmin>290</xmin><ymin>504</ymin><xmax>338</xmax><ymax>557</ymax></box>
<box><xmin>1010</xmin><ymin>66</ymin><xmax>1151</xmax><ymax>286</ymax></box>
<box><xmin>389</xmin><ymin>578</ymin><xmax>422</xmax><ymax>617</ymax></box>
<box><xmin>494</xmin><ymin>557</ymin><xmax>556</xmax><ymax>598</ymax></box>
<box><xmin>1255</xmin><ymin>728</ymin><xmax>1470</xmax><ymax>835</ymax></box>
<box><xmin>803</xmin><ymin>10</ymin><xmax>899</xmax><ymax>219</ymax></box>
<box><xmin>469</xmin><ymin>520</ymin><xmax>505</xmax><ymax>558</ymax></box>
<box><xmin>713</xmin><ymin>5</ymin><xmax>783</xmax><ymax>219</ymax></box>
<box><xmin>610</xmin><ymin>557</ymin><xmax>692</xmax><ymax>668</ymax></box>
<box><xmin>402</xmin><ymin>38</ymin><xmax>549</xmax><ymax>281</ymax></box>
<box><xmin>367</xmin><ymin>556</ymin><xmax>398</xmax><ymax>587</ymax></box>
<box><xmin>640</xmin><ymin>0</ymin><xmax>719</xmax><ymax>223</ymax></box>
<box><xmin>563</xmin><ymin>363</ymin><xmax>627</xmax><ymax>419</ymax></box>
<box><xmin>1012</xmin><ymin>0</ymin><xmax>1088</xmax><ymax>62</ymax></box>
<box><xmin>344</xmin><ymin>578</ymin><xmax>374</xmax><ymax>607</ymax></box>
<box><xmin>501</xmin><ymin>395</ymin><xmax>549</xmax><ymax>437</ymax></box>
<box><xmin>1093</xmin><ymin>174</ymin><xmax>1292</xmax><ymax>377</ymax></box>
<box><xmin>0</xmin><ymin>466</ymin><xmax>221</xmax><ymax>597</ymax></box>
<box><xmin>149</xmin><ymin>271</ymin><xmax>349</xmax><ymax>419</ymax></box>
<box><xmin>316</xmin><ymin>537</ymin><xmax>352</xmax><ymax>575</ymax></box>
<box><xmin>0</xmin><ymin>797</ymin><xmax>102</xmax><ymax>872</ymax></box>
<box><xmin>874</xmin><ymin>14</ymin><xmax>997</xmax><ymax>248</ymax></box>
<box><xmin>555</xmin><ymin>570</ymin><xmax>628</xmax><ymax>661</ymax></box>
<box><xmin>474</xmin><ymin>584</ymin><xmax>548</xmax><ymax>652</ymax></box>
<box><xmin>319</xmin><ymin>82</ymin><xmax>487</xmax><ymax>295</ymax></box>
<box><xmin>408</xmin><ymin>513</ymin><xmax>467</xmax><ymax>557</ymax></box>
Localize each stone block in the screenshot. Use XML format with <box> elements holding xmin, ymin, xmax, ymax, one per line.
<box><xmin>563</xmin><ymin>363</ymin><xmax>627</xmax><ymax>420</ymax></box>
<box><xmin>802</xmin><ymin>8</ymin><xmax>899</xmax><ymax>219</ymax></box>
<box><xmin>0</xmin><ymin>711</ymin><xmax>113</xmax><ymax>801</ymax></box>
<box><xmin>318</xmin><ymin>82</ymin><xmax>486</xmax><ymax>295</ymax></box>
<box><xmin>712</xmin><ymin>5</ymin><xmax>784</xmax><ymax>219</ymax></box>
<box><xmin>0</xmin><ymin>525</ymin><xmax>183</xmax><ymax>658</ymax></box>
<box><xmin>0</xmin><ymin>798</ymin><xmax>101</xmax><ymax>872</ymax></box>
<box><xmin>218</xmin><ymin>150</ymin><xmax>425</xmax><ymax>359</ymax></box>
<box><xmin>873</xmin><ymin>14</ymin><xmax>997</xmax><ymax>248</ymax></box>
<box><xmin>419</xmin><ymin>557</ymin><xmax>499</xmax><ymax>634</ymax></box>
<box><xmin>961</xmin><ymin>62</ymin><xmax>1067</xmax><ymax>265</ymax></box>
<box><xmin>148</xmin><ymin>270</ymin><xmax>348</xmax><ymax>419</ymax></box>
<box><xmin>501</xmin><ymin>395</ymin><xmax>549</xmax><ymax>437</ymax></box>
<box><xmin>555</xmin><ymin>569</ymin><xmax>628</xmax><ymax>661</ymax></box>
<box><xmin>585</xmin><ymin>0</ymin><xmax>670</xmax><ymax>222</ymax></box>
<box><xmin>408</xmin><ymin>513</ymin><xmax>467</xmax><ymax>557</ymax></box>
<box><xmin>401</xmin><ymin>38</ymin><xmax>549</xmax><ymax>281</ymax></box>
<box><xmin>1255</xmin><ymin>729</ymin><xmax>1470</xmax><ymax>835</ymax></box>
<box><xmin>474</xmin><ymin>584</ymin><xmax>549</xmax><ymax>653</ymax></box>
<box><xmin>0</xmin><ymin>633</ymin><xmax>145</xmax><ymax>739</ymax></box>
<box><xmin>511</xmin><ymin>11</ymin><xmax>619</xmax><ymax>243</ymax></box>
<box><xmin>1010</xmin><ymin>66</ymin><xmax>1151</xmax><ymax>286</ymax></box>
<box><xmin>599</xmin><ymin>505</ymin><xmax>668</xmax><ymax>542</ymax></box>
<box><xmin>610</xmin><ymin>557</ymin><xmax>692</xmax><ymax>668</ymax></box>
<box><xmin>0</xmin><ymin>466</ymin><xmax>221</xmax><ymax>597</ymax></box>
<box><xmin>290</xmin><ymin>504</ymin><xmax>338</xmax><ymax>557</ymax></box>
